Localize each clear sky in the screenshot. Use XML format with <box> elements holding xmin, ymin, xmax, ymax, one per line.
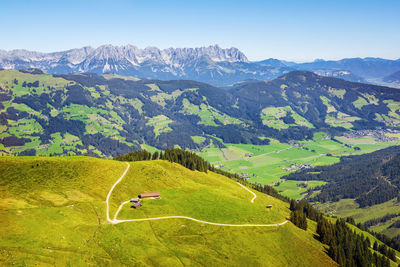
<box><xmin>1</xmin><ymin>0</ymin><xmax>399</xmax><ymax>61</ymax></box>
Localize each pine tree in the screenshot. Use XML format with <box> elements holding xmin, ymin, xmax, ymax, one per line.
<box><xmin>152</xmin><ymin>151</ymin><xmax>159</xmax><ymax>160</ymax></box>
<box><xmin>373</xmin><ymin>241</ymin><xmax>378</xmax><ymax>250</ymax></box>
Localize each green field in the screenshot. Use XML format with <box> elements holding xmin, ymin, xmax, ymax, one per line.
<box><xmin>197</xmin><ymin>133</ymin><xmax>400</xmax><ymax>199</ymax></box>
<box><xmin>316</xmin><ymin>198</ymin><xmax>400</xmax><ymax>238</ymax></box>
<box><xmin>0</xmin><ymin>156</ymin><xmax>338</xmax><ymax>266</ymax></box>
<box><xmin>181</xmin><ymin>98</ymin><xmax>243</xmax><ymax>126</ymax></box>
<box><xmin>260</xmin><ymin>106</ymin><xmax>314</xmax><ymax>129</ymax></box>
<box><xmin>146</xmin><ymin>115</ymin><xmax>174</xmax><ymax>137</ymax></box>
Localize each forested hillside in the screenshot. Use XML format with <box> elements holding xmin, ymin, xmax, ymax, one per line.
<box><xmin>283</xmin><ymin>146</ymin><xmax>400</xmax><ymax>207</ymax></box>
<box><xmin>1</xmin><ymin>69</ymin><xmax>399</xmax><ymax>157</ymax></box>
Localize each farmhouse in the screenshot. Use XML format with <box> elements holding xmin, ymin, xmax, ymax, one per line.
<box><xmin>131</xmin><ymin>202</ymin><xmax>142</xmax><ymax>209</ymax></box>
<box><xmin>130</xmin><ymin>198</ymin><xmax>140</xmax><ymax>203</ymax></box>
<box><xmin>139</xmin><ymin>192</ymin><xmax>161</xmax><ymax>199</ymax></box>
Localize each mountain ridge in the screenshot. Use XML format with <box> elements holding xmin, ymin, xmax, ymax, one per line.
<box><xmin>1</xmin><ymin>45</ymin><xmax>400</xmax><ymax>86</ymax></box>
<box><xmin>1</xmin><ymin>69</ymin><xmax>400</xmax><ymax>157</ymax></box>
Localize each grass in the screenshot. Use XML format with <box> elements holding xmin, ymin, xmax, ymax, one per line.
<box><xmin>146</xmin><ymin>115</ymin><xmax>174</xmax><ymax>137</ymax></box>
<box><xmin>353</xmin><ymin>96</ymin><xmax>369</xmax><ymax>110</ymax></box>
<box><xmin>325</xmin><ymin>113</ymin><xmax>361</xmax><ymax>129</ymax></box>
<box><xmin>196</xmin><ymin>132</ymin><xmax>400</xmax><ymax>200</ymax></box>
<box><xmin>320</xmin><ymin>96</ymin><xmax>337</xmax><ymax>113</ymax></box>
<box><xmin>275</xmin><ymin>180</ymin><xmax>327</xmax><ymax>200</ymax></box>
<box><xmin>141</xmin><ymin>144</ymin><xmax>160</xmax><ymax>154</ymax></box>
<box><xmin>316</xmin><ymin>198</ymin><xmax>400</xmax><ymax>239</ymax></box>
<box><xmin>260</xmin><ymin>106</ymin><xmax>314</xmax><ymax>130</ymax></box>
<box><xmin>328</xmin><ymin>88</ymin><xmax>346</xmax><ymax>99</ymax></box>
<box><xmin>191</xmin><ymin>136</ymin><xmax>206</xmax><ymax>145</ymax></box>
<box><xmin>316</xmin><ymin>198</ymin><xmax>400</xmax><ymax>224</ymax></box>
<box><xmin>0</xmin><ymin>156</ymin><xmax>336</xmax><ymax>266</ymax></box>
<box><xmin>181</xmin><ymin>98</ymin><xmax>243</xmax><ymax>126</ymax></box>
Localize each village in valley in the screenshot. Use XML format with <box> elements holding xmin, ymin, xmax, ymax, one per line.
<box><xmin>343</xmin><ymin>129</ymin><xmax>399</xmax><ymax>142</ymax></box>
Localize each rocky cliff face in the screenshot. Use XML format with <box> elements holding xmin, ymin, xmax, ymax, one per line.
<box><xmin>0</xmin><ymin>44</ymin><xmax>247</xmax><ymax>70</ymax></box>
<box><xmin>0</xmin><ymin>45</ymin><xmax>255</xmax><ymax>85</ymax></box>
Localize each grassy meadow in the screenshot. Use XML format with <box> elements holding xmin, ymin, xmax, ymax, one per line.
<box><xmin>0</xmin><ymin>156</ymin><xmax>337</xmax><ymax>266</ymax></box>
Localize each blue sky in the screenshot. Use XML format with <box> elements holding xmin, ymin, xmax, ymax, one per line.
<box><xmin>1</xmin><ymin>0</ymin><xmax>399</xmax><ymax>61</ymax></box>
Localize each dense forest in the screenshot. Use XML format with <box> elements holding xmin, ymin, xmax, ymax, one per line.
<box><xmin>283</xmin><ymin>146</ymin><xmax>400</xmax><ymax>207</ymax></box>
<box><xmin>317</xmin><ymin>218</ymin><xmax>393</xmax><ymax>267</ymax></box>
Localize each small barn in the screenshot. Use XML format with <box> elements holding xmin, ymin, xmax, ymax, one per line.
<box><xmin>131</xmin><ymin>202</ymin><xmax>142</xmax><ymax>209</ymax></box>
<box><xmin>266</xmin><ymin>204</ymin><xmax>273</xmax><ymax>209</ymax></box>
<box><xmin>130</xmin><ymin>198</ymin><xmax>140</xmax><ymax>203</ymax></box>
<box><xmin>139</xmin><ymin>192</ymin><xmax>161</xmax><ymax>199</ymax></box>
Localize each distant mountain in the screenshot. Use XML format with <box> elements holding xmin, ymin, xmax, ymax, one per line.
<box><xmin>2</xmin><ymin>45</ymin><xmax>399</xmax><ymax>86</ymax></box>
<box><xmin>1</xmin><ymin>69</ymin><xmax>399</xmax><ymax>157</ymax></box>
<box><xmin>384</xmin><ymin>70</ymin><xmax>400</xmax><ymax>85</ymax></box>
<box><xmin>0</xmin><ymin>45</ymin><xmax>286</xmax><ymax>86</ymax></box>
<box><xmin>294</xmin><ymin>57</ymin><xmax>400</xmax><ymax>81</ymax></box>
<box><xmin>313</xmin><ymin>70</ymin><xmax>365</xmax><ymax>83</ymax></box>
<box><xmin>255</xmin><ymin>58</ymin><xmax>295</xmax><ymax>68</ymax></box>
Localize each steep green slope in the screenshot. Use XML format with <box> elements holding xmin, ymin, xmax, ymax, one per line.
<box><xmin>0</xmin><ymin>156</ymin><xmax>336</xmax><ymax>266</ymax></box>
<box><xmin>1</xmin><ymin>69</ymin><xmax>399</xmax><ymax>157</ymax></box>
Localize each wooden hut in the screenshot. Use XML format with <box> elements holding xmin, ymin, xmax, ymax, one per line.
<box><xmin>139</xmin><ymin>192</ymin><xmax>161</xmax><ymax>199</ymax></box>
<box><xmin>131</xmin><ymin>202</ymin><xmax>142</xmax><ymax>209</ymax></box>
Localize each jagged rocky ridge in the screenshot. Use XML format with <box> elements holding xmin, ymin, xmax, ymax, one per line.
<box><xmin>2</xmin><ymin>45</ymin><xmax>399</xmax><ymax>86</ymax></box>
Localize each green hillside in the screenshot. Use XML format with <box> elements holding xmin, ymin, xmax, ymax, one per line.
<box><xmin>0</xmin><ymin>156</ymin><xmax>337</xmax><ymax>266</ymax></box>
<box><xmin>1</xmin><ymin>69</ymin><xmax>400</xmax><ymax>158</ymax></box>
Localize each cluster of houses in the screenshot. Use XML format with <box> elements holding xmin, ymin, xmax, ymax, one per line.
<box><xmin>234</xmin><ymin>172</ymin><xmax>252</xmax><ymax>179</ymax></box>
<box><xmin>343</xmin><ymin>129</ymin><xmax>399</xmax><ymax>142</ymax></box>
<box><xmin>282</xmin><ymin>163</ymin><xmax>312</xmax><ymax>172</ymax></box>
<box><xmin>288</xmin><ymin>140</ymin><xmax>304</xmax><ymax>147</ymax></box>
<box><xmin>130</xmin><ymin>192</ymin><xmax>161</xmax><ymax>209</ymax></box>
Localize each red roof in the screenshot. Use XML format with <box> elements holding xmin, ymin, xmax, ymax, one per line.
<box><xmin>139</xmin><ymin>192</ymin><xmax>160</xmax><ymax>198</ymax></box>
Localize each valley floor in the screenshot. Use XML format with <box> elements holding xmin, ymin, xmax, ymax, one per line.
<box><xmin>196</xmin><ymin>132</ymin><xmax>400</xmax><ymax>199</ymax></box>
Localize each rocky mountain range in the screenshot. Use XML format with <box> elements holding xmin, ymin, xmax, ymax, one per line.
<box><xmin>1</xmin><ymin>45</ymin><xmax>400</xmax><ymax>87</ymax></box>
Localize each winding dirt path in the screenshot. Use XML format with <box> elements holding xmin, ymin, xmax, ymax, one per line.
<box><xmin>236</xmin><ymin>181</ymin><xmax>257</xmax><ymax>203</ymax></box>
<box><xmin>106</xmin><ymin>162</ymin><xmax>288</xmax><ymax>227</ymax></box>
<box><xmin>105</xmin><ymin>162</ymin><xmax>130</xmax><ymax>223</ymax></box>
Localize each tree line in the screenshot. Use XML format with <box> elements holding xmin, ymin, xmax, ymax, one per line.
<box><xmin>346</xmin><ymin>217</ymin><xmax>400</xmax><ymax>260</ymax></box>
<box><xmin>317</xmin><ymin>217</ymin><xmax>393</xmax><ymax>267</ymax></box>
<box><xmin>363</xmin><ymin>213</ymin><xmax>400</xmax><ymax>228</ymax></box>
<box><xmin>114</xmin><ymin>148</ymin><xmax>210</xmax><ymax>172</ymax></box>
